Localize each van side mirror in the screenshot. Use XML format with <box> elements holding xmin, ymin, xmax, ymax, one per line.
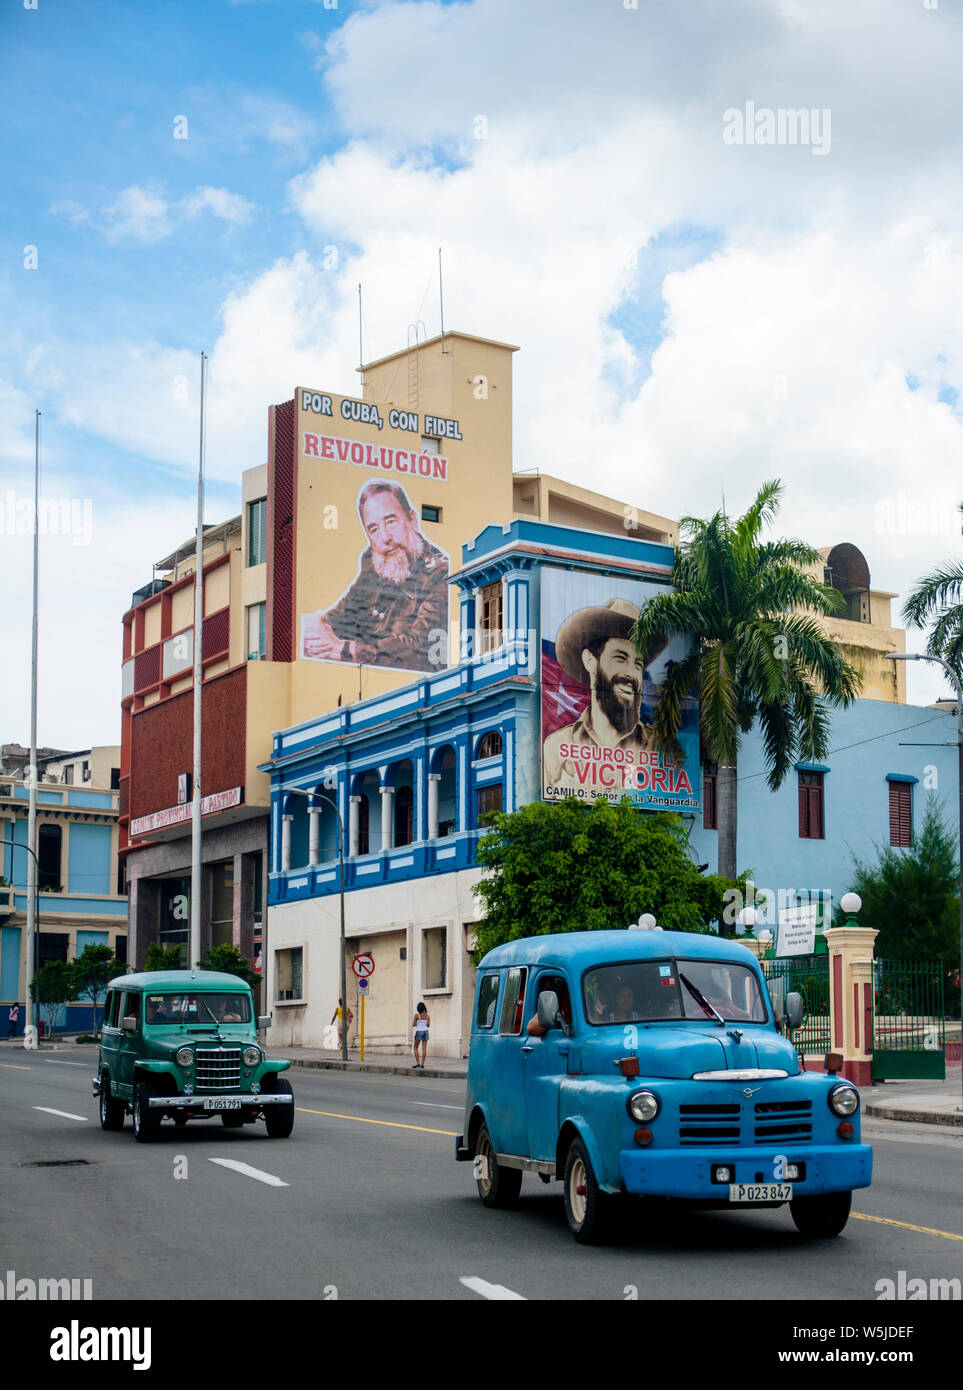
<box><xmin>536</xmin><ymin>991</ymin><xmax>560</xmax><ymax>1032</ymax></box>
<box><xmin>785</xmin><ymin>992</ymin><xmax>804</xmax><ymax>1030</ymax></box>
<box><xmin>121</xmin><ymin>1016</ymin><xmax>137</xmax><ymax>1032</ymax></box>
<box><xmin>257</xmin><ymin>1014</ymin><xmax>272</xmax><ymax>1032</ymax></box>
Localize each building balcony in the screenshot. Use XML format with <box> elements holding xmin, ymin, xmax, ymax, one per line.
<box><xmin>269</xmin><ymin>830</ymin><xmax>481</xmax><ymax>904</ymax></box>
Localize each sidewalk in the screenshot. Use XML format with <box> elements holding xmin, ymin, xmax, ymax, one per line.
<box><xmin>862</xmin><ymin>1075</ymin><xmax>963</xmax><ymax>1128</ymax></box>
<box><xmin>272</xmin><ymin>1046</ymin><xmax>469</xmax><ymax>1081</ymax></box>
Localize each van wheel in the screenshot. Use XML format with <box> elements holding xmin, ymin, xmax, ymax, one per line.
<box><xmin>99</xmin><ymin>1077</ymin><xmax>125</xmax><ymax>1131</ymax></box>
<box><xmin>790</xmin><ymin>1191</ymin><xmax>852</xmax><ymax>1238</ymax></box>
<box><xmin>474</xmin><ymin>1123</ymin><xmax>522</xmax><ymax>1208</ymax></box>
<box><xmin>264</xmin><ymin>1080</ymin><xmax>295</xmax><ymax>1137</ymax></box>
<box><xmin>132</xmin><ymin>1082</ymin><xmax>161</xmax><ymax>1143</ymax></box>
<box><xmin>563</xmin><ymin>1138</ymin><xmax>611</xmax><ymax>1244</ymax></box>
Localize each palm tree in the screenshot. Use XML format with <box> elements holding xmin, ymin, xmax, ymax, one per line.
<box><xmin>902</xmin><ymin>511</ymin><xmax>963</xmax><ymax>686</ymax></box>
<box><xmin>631</xmin><ymin>479</ymin><xmax>861</xmax><ymax>885</ymax></box>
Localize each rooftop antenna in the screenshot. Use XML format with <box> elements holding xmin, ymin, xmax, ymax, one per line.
<box><xmin>358</xmin><ymin>283</ymin><xmax>364</xmax><ymax>384</ymax></box>
<box><xmin>439</xmin><ymin>247</ymin><xmax>448</xmax><ymax>354</ymax></box>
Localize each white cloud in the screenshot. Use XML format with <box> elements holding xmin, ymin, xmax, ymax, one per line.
<box><xmin>181</xmin><ymin>186</ymin><xmax>255</xmax><ymax>225</ymax></box>
<box><xmin>101</xmin><ymin>184</ymin><xmax>172</xmax><ymax>243</ymax></box>
<box><xmin>48</xmin><ymin>199</ymin><xmax>90</xmax><ymax>227</ymax></box>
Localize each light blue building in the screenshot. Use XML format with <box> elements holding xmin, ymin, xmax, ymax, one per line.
<box><xmin>1</xmin><ymin>748</ymin><xmax>128</xmax><ymax>1034</ymax></box>
<box><xmin>261</xmin><ymin>520</ymin><xmax>958</xmax><ymax>1057</ymax></box>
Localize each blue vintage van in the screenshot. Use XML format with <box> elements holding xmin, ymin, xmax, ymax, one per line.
<box><xmin>456</xmin><ymin>930</ymin><xmax>872</xmax><ymax>1243</ymax></box>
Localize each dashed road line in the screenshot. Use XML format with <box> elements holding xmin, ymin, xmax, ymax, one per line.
<box><xmin>460</xmin><ymin>1276</ymin><xmax>526</xmax><ymax>1301</ymax></box>
<box><xmin>852</xmin><ymin>1211</ymin><xmax>963</xmax><ymax>1242</ymax></box>
<box><xmin>208</xmin><ymin>1158</ymin><xmax>288</xmax><ymax>1188</ymax></box>
<box><xmin>411</xmin><ymin>1102</ymin><xmax>462</xmax><ymax>1110</ymax></box>
<box><xmin>33</xmin><ymin>1106</ymin><xmax>87</xmax><ymax>1122</ymax></box>
<box><xmin>296</xmin><ymin>1105</ymin><xmax>457</xmax><ymax>1137</ymax></box>
<box><xmin>0</xmin><ymin>1062</ymin><xmax>32</xmax><ymax>1070</ymax></box>
<box><xmin>41</xmin><ymin>1059</ymin><xmax>86</xmax><ymax>1067</ymax></box>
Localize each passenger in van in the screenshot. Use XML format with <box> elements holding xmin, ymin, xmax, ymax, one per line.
<box><xmin>526</xmin><ymin>979</ymin><xmax>572</xmax><ymax>1036</ymax></box>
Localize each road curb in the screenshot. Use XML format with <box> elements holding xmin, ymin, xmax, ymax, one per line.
<box><xmin>285</xmin><ymin>1057</ymin><xmax>468</xmax><ymax>1081</ymax></box>
<box><xmin>864</xmin><ymin>1103</ymin><xmax>963</xmax><ymax>1128</ymax></box>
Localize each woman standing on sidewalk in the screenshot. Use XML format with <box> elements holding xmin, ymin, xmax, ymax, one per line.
<box><xmin>412</xmin><ymin>1002</ymin><xmax>430</xmax><ymax>1069</ymax></box>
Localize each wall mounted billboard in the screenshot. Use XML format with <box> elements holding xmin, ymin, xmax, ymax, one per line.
<box><xmin>541</xmin><ymin>568</ymin><xmax>701</xmax><ymax>812</ymax></box>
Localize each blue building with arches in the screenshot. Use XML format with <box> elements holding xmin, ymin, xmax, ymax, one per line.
<box><xmin>260</xmin><ymin>517</ymin><xmax>680</xmax><ymax>1055</ymax></box>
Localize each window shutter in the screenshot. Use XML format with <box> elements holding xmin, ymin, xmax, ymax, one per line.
<box><xmin>889</xmin><ymin>782</ymin><xmax>911</xmax><ymax>847</ymax></box>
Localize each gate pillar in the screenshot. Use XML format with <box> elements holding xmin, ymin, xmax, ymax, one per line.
<box><xmin>827</xmin><ymin>924</ymin><xmax>878</xmax><ymax>1086</ymax></box>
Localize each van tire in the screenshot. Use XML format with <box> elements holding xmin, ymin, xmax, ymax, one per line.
<box><xmin>264</xmin><ymin>1079</ymin><xmax>295</xmax><ymax>1138</ymax></box>
<box><xmin>99</xmin><ymin>1077</ymin><xmax>125</xmax><ymax>1131</ymax></box>
<box><xmin>132</xmin><ymin>1081</ymin><xmax>161</xmax><ymax>1143</ymax></box>
<box><xmin>563</xmin><ymin>1137</ymin><xmax>611</xmax><ymax>1244</ymax></box>
<box><xmin>790</xmin><ymin>1190</ymin><xmax>852</xmax><ymax>1238</ymax></box>
<box><xmin>474</xmin><ymin>1123</ymin><xmax>522</xmax><ymax>1208</ymax></box>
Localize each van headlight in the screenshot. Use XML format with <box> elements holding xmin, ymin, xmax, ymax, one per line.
<box><xmin>828</xmin><ymin>1084</ymin><xmax>859</xmax><ymax>1117</ymax></box>
<box><xmin>175</xmin><ymin>1047</ymin><xmax>194</xmax><ymax>1068</ymax></box>
<box><xmin>242</xmin><ymin>1046</ymin><xmax>261</xmax><ymax>1067</ymax></box>
<box><xmin>627</xmin><ymin>1090</ymin><xmax>660</xmax><ymax>1123</ymax></box>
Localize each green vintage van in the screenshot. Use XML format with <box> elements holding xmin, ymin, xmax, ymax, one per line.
<box><xmin>92</xmin><ymin>970</ymin><xmax>294</xmax><ymax>1142</ymax></box>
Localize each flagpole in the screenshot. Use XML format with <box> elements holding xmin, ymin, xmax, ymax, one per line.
<box><xmin>23</xmin><ymin>411</ymin><xmax>41</xmax><ymax>1049</ymax></box>
<box><xmin>190</xmin><ymin>354</ymin><xmax>207</xmax><ymax>968</ymax></box>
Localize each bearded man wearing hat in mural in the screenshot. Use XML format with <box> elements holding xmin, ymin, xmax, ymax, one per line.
<box><xmin>543</xmin><ymin>598</ymin><xmax>669</xmax><ymax>792</ymax></box>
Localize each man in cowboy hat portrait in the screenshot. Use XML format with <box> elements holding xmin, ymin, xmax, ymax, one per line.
<box><xmin>543</xmin><ymin>597</ymin><xmax>668</xmax><ymax>791</ymax></box>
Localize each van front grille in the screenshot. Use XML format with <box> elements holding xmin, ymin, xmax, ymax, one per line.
<box><xmin>679</xmin><ymin>1103</ymin><xmax>741</xmax><ymax>1146</ymax></box>
<box><xmin>754</xmin><ymin>1099</ymin><xmax>812</xmax><ymax>1144</ymax></box>
<box><xmin>195</xmin><ymin>1047</ymin><xmax>241</xmax><ymax>1091</ymax></box>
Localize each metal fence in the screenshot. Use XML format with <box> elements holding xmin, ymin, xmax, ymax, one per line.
<box><xmin>873</xmin><ymin>959</ymin><xmax>945</xmax><ymax>1081</ymax></box>
<box><xmin>761</xmin><ymin>953</ymin><xmax>831</xmax><ymax>1058</ymax></box>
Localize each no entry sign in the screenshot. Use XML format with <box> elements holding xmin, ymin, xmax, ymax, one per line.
<box><xmin>352</xmin><ymin>953</ymin><xmax>375</xmax><ymax>979</ymax></box>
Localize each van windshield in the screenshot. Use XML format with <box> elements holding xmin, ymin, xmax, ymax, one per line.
<box><xmin>144</xmin><ymin>993</ymin><xmax>251</xmax><ymax>1026</ymax></box>
<box><xmin>583</xmin><ymin>959</ymin><xmax>767</xmax><ymax>1025</ymax></box>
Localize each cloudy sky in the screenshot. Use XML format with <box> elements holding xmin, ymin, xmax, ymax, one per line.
<box><xmin>1</xmin><ymin>0</ymin><xmax>961</xmax><ymax>747</ymax></box>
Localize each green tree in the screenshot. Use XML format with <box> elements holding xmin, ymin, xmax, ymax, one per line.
<box><xmin>901</xmin><ymin>516</ymin><xmax>963</xmax><ymax>686</ymax></box>
<box><xmin>473</xmin><ymin>797</ymin><xmax>744</xmax><ymax>960</ymax></box>
<box><xmin>71</xmin><ymin>944</ymin><xmax>119</xmax><ymax>1038</ymax></box>
<box><xmin>29</xmin><ymin>960</ymin><xmax>77</xmax><ymax>1035</ymax></box>
<box><xmin>631</xmin><ymin>479</ymin><xmax>861</xmax><ymax>885</ymax></box>
<box><xmin>198</xmin><ymin>943</ymin><xmax>259</xmax><ymax>989</ymax></box>
<box><xmin>144</xmin><ymin>942</ymin><xmax>186</xmax><ymax>972</ymax></box>
<box><xmin>847</xmin><ymin>798</ymin><xmax>960</xmax><ymax>1015</ymax></box>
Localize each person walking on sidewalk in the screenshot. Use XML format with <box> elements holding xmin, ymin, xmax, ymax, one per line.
<box><xmin>7</xmin><ymin>1003</ymin><xmax>20</xmax><ymax>1037</ymax></box>
<box><xmin>412</xmin><ymin>1002</ymin><xmax>430</xmax><ymax>1069</ymax></box>
<box><xmin>331</xmin><ymin>998</ymin><xmax>354</xmax><ymax>1051</ymax></box>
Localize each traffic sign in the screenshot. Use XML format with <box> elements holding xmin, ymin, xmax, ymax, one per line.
<box><xmin>357</xmin><ymin>977</ymin><xmax>369</xmax><ymax>994</ymax></box>
<box><xmin>352</xmin><ymin>953</ymin><xmax>375</xmax><ymax>979</ymax></box>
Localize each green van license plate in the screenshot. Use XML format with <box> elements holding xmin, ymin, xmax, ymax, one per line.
<box><xmin>728</xmin><ymin>1182</ymin><xmax>793</xmax><ymax>1202</ymax></box>
<box><xmin>203</xmin><ymin>1097</ymin><xmax>242</xmax><ymax>1111</ymax></box>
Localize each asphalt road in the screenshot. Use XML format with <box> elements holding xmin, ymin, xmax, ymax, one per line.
<box><xmin>2</xmin><ymin>1047</ymin><xmax>961</xmax><ymax>1303</ymax></box>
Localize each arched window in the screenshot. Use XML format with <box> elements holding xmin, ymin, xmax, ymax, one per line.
<box><xmin>395</xmin><ymin>786</ymin><xmax>414</xmax><ymax>847</ymax></box>
<box><xmin>477</xmin><ymin>731</ymin><xmax>502</xmax><ymax>760</ymax></box>
<box><xmin>358</xmin><ymin>795</ymin><xmax>370</xmax><ymax>855</ymax></box>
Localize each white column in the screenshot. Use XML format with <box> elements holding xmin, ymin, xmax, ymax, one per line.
<box><xmin>308</xmin><ymin>807</ymin><xmax>320</xmax><ymax>865</ymax></box>
<box><xmin>281</xmin><ymin>814</ymin><xmax>293</xmax><ymax>871</ymax></box>
<box><xmin>349</xmin><ymin>796</ymin><xmax>361</xmax><ymax>857</ymax></box>
<box><xmin>380</xmin><ymin>786</ymin><xmax>395</xmax><ymax>851</ymax></box>
<box><xmin>428</xmin><ymin>773</ymin><xmax>440</xmax><ymax>839</ymax></box>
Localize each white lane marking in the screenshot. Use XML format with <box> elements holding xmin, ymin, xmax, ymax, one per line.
<box><xmin>208</xmin><ymin>1158</ymin><xmax>288</xmax><ymax>1188</ymax></box>
<box><xmin>42</xmin><ymin>1060</ymin><xmax>86</xmax><ymax>1067</ymax></box>
<box><xmin>460</xmin><ymin>1276</ymin><xmax>527</xmax><ymax>1301</ymax></box>
<box><xmin>411</xmin><ymin>1102</ymin><xmax>462</xmax><ymax>1110</ymax></box>
<box><xmin>33</xmin><ymin>1106</ymin><xmax>88</xmax><ymax>1122</ymax></box>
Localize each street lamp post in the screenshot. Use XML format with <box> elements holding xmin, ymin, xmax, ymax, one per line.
<box><xmin>1</xmin><ymin>838</ymin><xmax>41</xmax><ymax>1049</ymax></box>
<box><xmin>885</xmin><ymin>652</ymin><xmax>963</xmax><ymax>1112</ymax></box>
<box><xmin>285</xmin><ymin>787</ymin><xmax>348</xmax><ymax>1064</ymax></box>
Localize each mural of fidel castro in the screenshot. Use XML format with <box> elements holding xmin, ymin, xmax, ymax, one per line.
<box><xmin>301</xmin><ymin>480</ymin><xmax>450</xmax><ymax>673</ymax></box>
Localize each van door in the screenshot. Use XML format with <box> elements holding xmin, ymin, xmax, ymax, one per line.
<box><xmin>486</xmin><ymin>966</ymin><xmax>530</xmax><ymax>1157</ymax></box>
<box><xmin>524</xmin><ymin>972</ymin><xmax>573</xmax><ymax>1162</ymax></box>
<box><xmin>116</xmin><ymin>991</ymin><xmax>140</xmax><ymax>1098</ymax></box>
<box><xmin>99</xmin><ymin>989</ymin><xmax>121</xmax><ymax>1086</ymax></box>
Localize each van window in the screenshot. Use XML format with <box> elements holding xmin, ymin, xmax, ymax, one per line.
<box><xmin>532</xmin><ymin>973</ymin><xmax>572</xmax><ymax>1029</ymax></box>
<box><xmin>498</xmin><ymin>967</ymin><xmax>528</xmax><ymax>1035</ymax></box>
<box><xmin>122</xmin><ymin>992</ymin><xmax>141</xmax><ymax>1026</ymax></box>
<box><xmin>476</xmin><ymin>973</ymin><xmax>500</xmax><ymax>1030</ymax></box>
<box><xmin>104</xmin><ymin>990</ymin><xmax>119</xmax><ymax>1027</ymax></box>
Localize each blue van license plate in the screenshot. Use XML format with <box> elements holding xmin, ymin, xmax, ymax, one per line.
<box><xmin>729</xmin><ymin>1182</ymin><xmax>793</xmax><ymax>1202</ymax></box>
